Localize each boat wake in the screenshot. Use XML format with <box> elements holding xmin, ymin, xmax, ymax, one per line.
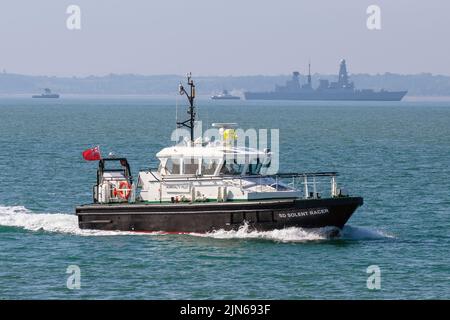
<box><xmin>193</xmin><ymin>222</ymin><xmax>394</xmax><ymax>242</ymax></box>
<box><xmin>0</xmin><ymin>205</ymin><xmax>136</xmax><ymax>236</ymax></box>
<box><xmin>193</xmin><ymin>223</ymin><xmax>340</xmax><ymax>242</ymax></box>
<box><xmin>0</xmin><ymin>205</ymin><xmax>394</xmax><ymax>241</ymax></box>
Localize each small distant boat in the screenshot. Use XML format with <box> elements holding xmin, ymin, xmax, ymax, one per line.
<box><xmin>32</xmin><ymin>88</ymin><xmax>60</xmax><ymax>99</ymax></box>
<box><xmin>211</xmin><ymin>90</ymin><xmax>240</xmax><ymax>100</ymax></box>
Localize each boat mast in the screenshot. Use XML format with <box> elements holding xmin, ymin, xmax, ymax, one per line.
<box><xmin>177</xmin><ymin>72</ymin><xmax>196</xmax><ymax>143</ymax></box>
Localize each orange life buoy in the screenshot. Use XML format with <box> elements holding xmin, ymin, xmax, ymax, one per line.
<box><xmin>114</xmin><ymin>181</ymin><xmax>131</xmax><ymax>199</ymax></box>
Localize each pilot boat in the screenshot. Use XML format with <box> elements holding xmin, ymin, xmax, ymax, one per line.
<box><xmin>76</xmin><ymin>74</ymin><xmax>363</xmax><ymax>233</ymax></box>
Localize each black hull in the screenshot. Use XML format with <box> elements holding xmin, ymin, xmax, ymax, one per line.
<box><xmin>76</xmin><ymin>197</ymin><xmax>363</xmax><ymax>233</ymax></box>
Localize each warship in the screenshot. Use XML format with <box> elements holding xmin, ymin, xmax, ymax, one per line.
<box><xmin>76</xmin><ymin>74</ymin><xmax>363</xmax><ymax>233</ymax></box>
<box><xmin>244</xmin><ymin>59</ymin><xmax>407</xmax><ymax>101</ymax></box>
<box><xmin>32</xmin><ymin>88</ymin><xmax>60</xmax><ymax>99</ymax></box>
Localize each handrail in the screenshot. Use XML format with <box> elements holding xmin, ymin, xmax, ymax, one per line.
<box><xmin>141</xmin><ymin>168</ymin><xmax>340</xmax><ymax>200</ymax></box>
<box><xmin>142</xmin><ymin>168</ymin><xmax>338</xmax><ymax>183</ymax></box>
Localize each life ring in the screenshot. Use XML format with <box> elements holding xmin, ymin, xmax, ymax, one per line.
<box><xmin>114</xmin><ymin>181</ymin><xmax>131</xmax><ymax>199</ymax></box>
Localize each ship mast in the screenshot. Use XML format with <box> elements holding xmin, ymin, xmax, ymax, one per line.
<box><xmin>338</xmin><ymin>59</ymin><xmax>349</xmax><ymax>87</ymax></box>
<box><xmin>307</xmin><ymin>61</ymin><xmax>312</xmax><ymax>88</ymax></box>
<box><xmin>177</xmin><ymin>72</ymin><xmax>196</xmax><ymax>143</ymax></box>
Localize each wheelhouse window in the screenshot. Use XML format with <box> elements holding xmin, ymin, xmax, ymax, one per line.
<box><xmin>183</xmin><ymin>157</ymin><xmax>200</xmax><ymax>175</ymax></box>
<box><xmin>201</xmin><ymin>158</ymin><xmax>219</xmax><ymax>175</ymax></box>
<box><xmin>165</xmin><ymin>158</ymin><xmax>181</xmax><ymax>175</ymax></box>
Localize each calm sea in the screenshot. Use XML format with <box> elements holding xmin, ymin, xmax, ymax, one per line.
<box><xmin>0</xmin><ymin>97</ymin><xmax>449</xmax><ymax>299</ymax></box>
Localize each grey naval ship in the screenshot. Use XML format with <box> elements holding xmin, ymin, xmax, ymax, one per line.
<box><xmin>76</xmin><ymin>74</ymin><xmax>363</xmax><ymax>233</ymax></box>
<box><xmin>244</xmin><ymin>59</ymin><xmax>407</xmax><ymax>101</ymax></box>
<box><xmin>32</xmin><ymin>88</ymin><xmax>60</xmax><ymax>99</ymax></box>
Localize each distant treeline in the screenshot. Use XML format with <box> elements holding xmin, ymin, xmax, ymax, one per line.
<box><xmin>0</xmin><ymin>72</ymin><xmax>449</xmax><ymax>96</ymax></box>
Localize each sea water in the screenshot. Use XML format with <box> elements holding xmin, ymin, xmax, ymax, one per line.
<box><xmin>0</xmin><ymin>97</ymin><xmax>449</xmax><ymax>299</ymax></box>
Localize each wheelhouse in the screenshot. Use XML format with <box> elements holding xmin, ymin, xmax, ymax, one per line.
<box><xmin>155</xmin><ymin>146</ymin><xmax>271</xmax><ymax>177</ymax></box>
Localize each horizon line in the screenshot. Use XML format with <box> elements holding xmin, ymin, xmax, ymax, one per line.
<box><xmin>0</xmin><ymin>71</ymin><xmax>449</xmax><ymax>78</ymax></box>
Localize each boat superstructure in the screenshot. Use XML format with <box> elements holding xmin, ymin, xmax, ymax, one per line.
<box><xmin>76</xmin><ymin>74</ymin><xmax>363</xmax><ymax>233</ymax></box>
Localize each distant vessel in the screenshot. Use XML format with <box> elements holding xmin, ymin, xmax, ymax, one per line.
<box><xmin>244</xmin><ymin>59</ymin><xmax>408</xmax><ymax>101</ymax></box>
<box><xmin>211</xmin><ymin>90</ymin><xmax>240</xmax><ymax>100</ymax></box>
<box><xmin>32</xmin><ymin>88</ymin><xmax>60</xmax><ymax>99</ymax></box>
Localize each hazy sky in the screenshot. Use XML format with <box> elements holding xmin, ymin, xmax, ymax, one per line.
<box><xmin>0</xmin><ymin>0</ymin><xmax>449</xmax><ymax>76</ymax></box>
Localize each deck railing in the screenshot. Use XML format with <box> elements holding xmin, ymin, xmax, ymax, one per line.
<box><xmin>140</xmin><ymin>169</ymin><xmax>340</xmax><ymax>201</ymax></box>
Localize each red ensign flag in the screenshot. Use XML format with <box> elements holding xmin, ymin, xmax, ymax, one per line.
<box><xmin>82</xmin><ymin>146</ymin><xmax>101</xmax><ymax>161</ymax></box>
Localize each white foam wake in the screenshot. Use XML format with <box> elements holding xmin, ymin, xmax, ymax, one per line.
<box><xmin>194</xmin><ymin>222</ymin><xmax>394</xmax><ymax>242</ymax></box>
<box><xmin>193</xmin><ymin>223</ymin><xmax>340</xmax><ymax>242</ymax></box>
<box><xmin>0</xmin><ymin>205</ymin><xmax>394</xmax><ymax>241</ymax></box>
<box><xmin>0</xmin><ymin>205</ymin><xmax>137</xmax><ymax>236</ymax></box>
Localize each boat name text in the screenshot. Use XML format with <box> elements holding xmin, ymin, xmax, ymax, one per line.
<box><xmin>278</xmin><ymin>208</ymin><xmax>329</xmax><ymax>219</ymax></box>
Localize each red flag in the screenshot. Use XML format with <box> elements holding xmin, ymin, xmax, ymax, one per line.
<box><xmin>82</xmin><ymin>146</ymin><xmax>101</xmax><ymax>161</ymax></box>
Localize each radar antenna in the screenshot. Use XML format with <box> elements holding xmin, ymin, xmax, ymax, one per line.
<box><xmin>177</xmin><ymin>72</ymin><xmax>196</xmax><ymax>143</ymax></box>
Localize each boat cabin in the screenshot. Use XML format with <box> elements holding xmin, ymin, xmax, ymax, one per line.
<box><xmin>136</xmin><ymin>124</ymin><xmax>304</xmax><ymax>203</ymax></box>
<box><xmin>155</xmin><ymin>124</ymin><xmax>271</xmax><ymax>178</ymax></box>
<box><xmin>155</xmin><ymin>145</ymin><xmax>270</xmax><ymax>177</ymax></box>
